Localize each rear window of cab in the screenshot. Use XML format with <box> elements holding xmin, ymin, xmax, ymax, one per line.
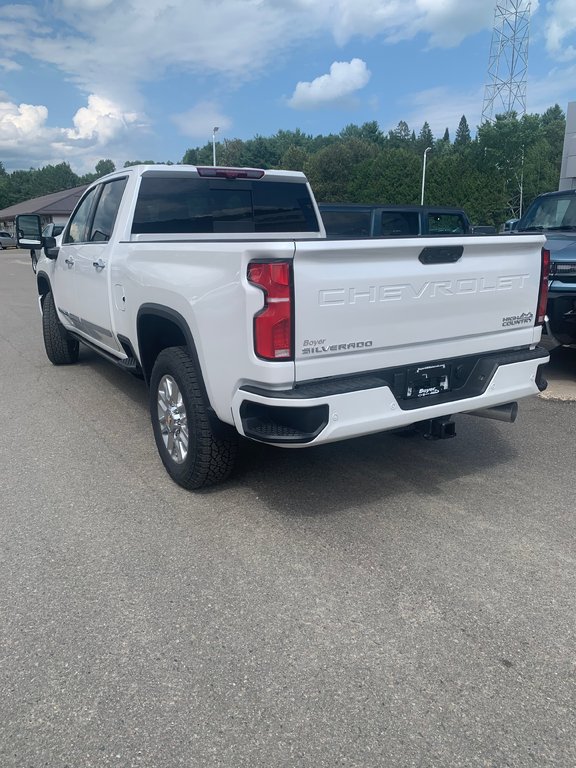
<box><xmin>132</xmin><ymin>177</ymin><xmax>319</xmax><ymax>235</ymax></box>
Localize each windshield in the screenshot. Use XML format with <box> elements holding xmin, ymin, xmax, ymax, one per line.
<box><xmin>519</xmin><ymin>195</ymin><xmax>576</xmax><ymax>231</ymax></box>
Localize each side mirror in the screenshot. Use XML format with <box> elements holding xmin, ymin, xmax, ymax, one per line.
<box><xmin>43</xmin><ymin>236</ymin><xmax>59</xmax><ymax>260</ymax></box>
<box><xmin>16</xmin><ymin>214</ymin><xmax>42</xmax><ymax>249</ymax></box>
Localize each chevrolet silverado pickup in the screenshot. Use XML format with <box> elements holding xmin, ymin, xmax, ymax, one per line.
<box><xmin>17</xmin><ymin>165</ymin><xmax>550</xmax><ymax>490</ymax></box>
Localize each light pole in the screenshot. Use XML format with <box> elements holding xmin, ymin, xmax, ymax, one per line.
<box><xmin>421</xmin><ymin>146</ymin><xmax>432</xmax><ymax>205</ymax></box>
<box><xmin>212</xmin><ymin>126</ymin><xmax>219</xmax><ymax>166</ymax></box>
<box><xmin>519</xmin><ymin>145</ymin><xmax>525</xmax><ymax>218</ymax></box>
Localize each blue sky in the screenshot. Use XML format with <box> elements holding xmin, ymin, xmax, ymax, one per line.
<box><xmin>0</xmin><ymin>0</ymin><xmax>575</xmax><ymax>174</ymax></box>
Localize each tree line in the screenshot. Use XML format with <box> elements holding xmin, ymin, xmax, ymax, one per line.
<box><xmin>0</xmin><ymin>106</ymin><xmax>566</xmax><ymax>227</ymax></box>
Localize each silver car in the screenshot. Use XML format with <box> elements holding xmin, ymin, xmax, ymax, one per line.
<box><xmin>0</xmin><ymin>230</ymin><xmax>17</xmax><ymax>249</ymax></box>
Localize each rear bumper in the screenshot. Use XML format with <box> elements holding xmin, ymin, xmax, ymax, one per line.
<box><xmin>231</xmin><ymin>346</ymin><xmax>549</xmax><ymax>446</ymax></box>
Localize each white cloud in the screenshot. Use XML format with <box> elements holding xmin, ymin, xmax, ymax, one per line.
<box><xmin>0</xmin><ymin>95</ymin><xmax>145</xmax><ymax>173</ymax></box>
<box><xmin>0</xmin><ymin>58</ymin><xmax>22</xmax><ymax>73</ymax></box>
<box><xmin>1</xmin><ymin>1</ymin><xmax>307</xmax><ymax>107</ymax></box>
<box><xmin>544</xmin><ymin>0</ymin><xmax>576</xmax><ymax>61</ymax></box>
<box><xmin>411</xmin><ymin>0</ymin><xmax>494</xmax><ymax>47</ymax></box>
<box><xmin>295</xmin><ymin>0</ymin><xmax>496</xmax><ymax>47</ymax></box>
<box><xmin>0</xmin><ymin>102</ymin><xmax>51</xmax><ymax>143</ymax></box>
<box><xmin>288</xmin><ymin>59</ymin><xmax>371</xmax><ymax>109</ymax></box>
<box><xmin>66</xmin><ymin>94</ymin><xmax>141</xmax><ymax>143</ymax></box>
<box><xmin>171</xmin><ymin>102</ymin><xmax>232</xmax><ymax>139</ymax></box>
<box><xmin>60</xmin><ymin>0</ymin><xmax>116</xmax><ymax>8</ymax></box>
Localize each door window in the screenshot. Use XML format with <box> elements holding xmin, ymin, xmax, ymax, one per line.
<box><xmin>89</xmin><ymin>178</ymin><xmax>128</xmax><ymax>242</ymax></box>
<box><xmin>65</xmin><ymin>187</ymin><xmax>100</xmax><ymax>244</ymax></box>
<box><xmin>64</xmin><ymin>178</ymin><xmax>128</xmax><ymax>244</ymax></box>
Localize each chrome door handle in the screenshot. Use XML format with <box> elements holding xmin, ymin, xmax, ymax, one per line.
<box><xmin>93</xmin><ymin>259</ymin><xmax>106</xmax><ymax>271</ymax></box>
<box><xmin>64</xmin><ymin>257</ymin><xmax>74</xmax><ymax>267</ymax></box>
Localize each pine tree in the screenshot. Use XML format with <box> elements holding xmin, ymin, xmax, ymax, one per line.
<box><xmin>454</xmin><ymin>116</ymin><xmax>471</xmax><ymax>147</ymax></box>
<box><xmin>416</xmin><ymin>122</ymin><xmax>434</xmax><ymax>153</ymax></box>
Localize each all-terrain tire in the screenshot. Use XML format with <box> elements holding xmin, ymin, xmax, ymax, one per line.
<box><xmin>150</xmin><ymin>346</ymin><xmax>238</xmax><ymax>490</ymax></box>
<box><xmin>42</xmin><ymin>291</ymin><xmax>80</xmax><ymax>365</ymax></box>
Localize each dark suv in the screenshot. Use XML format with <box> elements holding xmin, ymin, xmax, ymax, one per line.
<box><xmin>515</xmin><ymin>189</ymin><xmax>576</xmax><ymax>345</ymax></box>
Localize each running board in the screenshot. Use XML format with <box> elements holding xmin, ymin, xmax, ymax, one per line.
<box><xmin>69</xmin><ymin>332</ymin><xmax>143</xmax><ymax>378</ymax></box>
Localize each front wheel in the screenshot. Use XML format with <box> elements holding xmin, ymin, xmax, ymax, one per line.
<box><xmin>31</xmin><ymin>250</ymin><xmax>38</xmax><ymax>274</ymax></box>
<box><xmin>42</xmin><ymin>291</ymin><xmax>80</xmax><ymax>365</ymax></box>
<box><xmin>149</xmin><ymin>347</ymin><xmax>238</xmax><ymax>490</ymax></box>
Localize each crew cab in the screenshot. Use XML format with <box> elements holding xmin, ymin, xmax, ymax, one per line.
<box><xmin>515</xmin><ymin>188</ymin><xmax>576</xmax><ymax>345</ymax></box>
<box><xmin>17</xmin><ymin>165</ymin><xmax>550</xmax><ymax>490</ymax></box>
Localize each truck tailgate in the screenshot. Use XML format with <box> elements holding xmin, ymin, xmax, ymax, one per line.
<box><xmin>293</xmin><ymin>234</ymin><xmax>545</xmax><ymax>382</ymax></box>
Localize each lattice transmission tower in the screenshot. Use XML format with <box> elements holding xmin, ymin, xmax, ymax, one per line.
<box><xmin>482</xmin><ymin>0</ymin><xmax>531</xmax><ymax>123</ymax></box>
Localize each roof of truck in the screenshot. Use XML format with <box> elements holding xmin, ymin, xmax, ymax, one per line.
<box><xmin>318</xmin><ymin>202</ymin><xmax>468</xmax><ymax>213</ymax></box>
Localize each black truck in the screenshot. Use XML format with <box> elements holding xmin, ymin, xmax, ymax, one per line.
<box><xmin>319</xmin><ymin>203</ymin><xmax>473</xmax><ymax>238</ymax></box>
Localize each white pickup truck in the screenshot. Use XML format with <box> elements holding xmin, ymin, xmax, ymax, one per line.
<box><xmin>18</xmin><ymin>165</ymin><xmax>550</xmax><ymax>490</ymax></box>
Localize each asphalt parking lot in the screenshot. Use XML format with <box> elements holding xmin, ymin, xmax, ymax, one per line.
<box><xmin>1</xmin><ymin>251</ymin><xmax>575</xmax><ymax>767</ymax></box>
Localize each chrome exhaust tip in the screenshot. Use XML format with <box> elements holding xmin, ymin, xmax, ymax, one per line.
<box><xmin>465</xmin><ymin>402</ymin><xmax>518</xmax><ymax>423</ymax></box>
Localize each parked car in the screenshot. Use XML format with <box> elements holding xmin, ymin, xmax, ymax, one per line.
<box><xmin>31</xmin><ymin>223</ymin><xmax>65</xmax><ymax>273</ymax></box>
<box><xmin>515</xmin><ymin>189</ymin><xmax>576</xmax><ymax>345</ymax></box>
<box><xmin>0</xmin><ymin>230</ymin><xmax>17</xmax><ymax>249</ymax></box>
<box><xmin>501</xmin><ymin>218</ymin><xmax>520</xmax><ymax>233</ymax></box>
<box><xmin>42</xmin><ymin>223</ymin><xmax>64</xmax><ymax>238</ymax></box>
<box><xmin>318</xmin><ymin>203</ymin><xmax>472</xmax><ymax>238</ymax></box>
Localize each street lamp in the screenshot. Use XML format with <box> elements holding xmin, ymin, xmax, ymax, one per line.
<box><xmin>519</xmin><ymin>145</ymin><xmax>525</xmax><ymax>218</ymax></box>
<box><xmin>212</xmin><ymin>126</ymin><xmax>219</xmax><ymax>166</ymax></box>
<box><xmin>421</xmin><ymin>146</ymin><xmax>432</xmax><ymax>205</ymax></box>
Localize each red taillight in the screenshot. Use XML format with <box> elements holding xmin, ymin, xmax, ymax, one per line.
<box><xmin>248</xmin><ymin>261</ymin><xmax>293</xmax><ymax>360</ymax></box>
<box><xmin>537</xmin><ymin>247</ymin><xmax>550</xmax><ymax>324</ymax></box>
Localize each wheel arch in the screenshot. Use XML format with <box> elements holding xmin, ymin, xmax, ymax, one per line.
<box><xmin>137</xmin><ymin>304</ymin><xmax>232</xmax><ymax>438</ymax></box>
<box><xmin>137</xmin><ymin>304</ymin><xmax>196</xmax><ymax>383</ymax></box>
<box><xmin>36</xmin><ymin>272</ymin><xmax>51</xmax><ymax>303</ymax></box>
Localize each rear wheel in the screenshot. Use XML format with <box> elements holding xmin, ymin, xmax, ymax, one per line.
<box><xmin>150</xmin><ymin>346</ymin><xmax>237</xmax><ymax>490</ymax></box>
<box><xmin>42</xmin><ymin>291</ymin><xmax>80</xmax><ymax>365</ymax></box>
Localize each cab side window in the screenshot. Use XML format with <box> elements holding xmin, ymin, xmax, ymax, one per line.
<box><xmin>428</xmin><ymin>213</ymin><xmax>466</xmax><ymax>235</ymax></box>
<box><xmin>89</xmin><ymin>178</ymin><xmax>128</xmax><ymax>242</ymax></box>
<box><xmin>65</xmin><ymin>187</ymin><xmax>100</xmax><ymax>244</ymax></box>
<box><xmin>64</xmin><ymin>178</ymin><xmax>128</xmax><ymax>244</ymax></box>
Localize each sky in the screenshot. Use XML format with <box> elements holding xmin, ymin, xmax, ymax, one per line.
<box><xmin>0</xmin><ymin>0</ymin><xmax>575</xmax><ymax>175</ymax></box>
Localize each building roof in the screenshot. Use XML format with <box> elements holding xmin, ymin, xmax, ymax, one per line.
<box><xmin>0</xmin><ymin>184</ymin><xmax>88</xmax><ymax>219</ymax></box>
